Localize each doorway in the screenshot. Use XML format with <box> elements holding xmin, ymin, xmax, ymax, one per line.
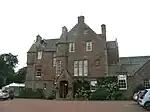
<box><xmin>59</xmin><ymin>81</ymin><xmax>68</xmax><ymax>98</ymax></box>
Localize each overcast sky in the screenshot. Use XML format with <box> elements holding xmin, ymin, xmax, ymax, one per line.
<box><xmin>0</xmin><ymin>0</ymin><xmax>150</xmax><ymax>70</ymax></box>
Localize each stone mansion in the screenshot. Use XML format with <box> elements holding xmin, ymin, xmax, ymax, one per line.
<box><xmin>26</xmin><ymin>16</ymin><xmax>150</xmax><ymax>99</ymax></box>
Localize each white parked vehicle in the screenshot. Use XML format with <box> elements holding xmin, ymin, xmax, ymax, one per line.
<box><xmin>138</xmin><ymin>89</ymin><xmax>150</xmax><ymax>110</ymax></box>
<box><xmin>133</xmin><ymin>92</ymin><xmax>139</xmax><ymax>101</ymax></box>
<box><xmin>0</xmin><ymin>89</ymin><xmax>9</xmax><ymax>100</ymax></box>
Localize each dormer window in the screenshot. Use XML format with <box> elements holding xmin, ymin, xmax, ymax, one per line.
<box><xmin>72</xmin><ymin>30</ymin><xmax>76</xmax><ymax>35</ymax></box>
<box><xmin>69</xmin><ymin>42</ymin><xmax>75</xmax><ymax>52</ymax></box>
<box><xmin>86</xmin><ymin>41</ymin><xmax>92</xmax><ymax>51</ymax></box>
<box><xmin>84</xmin><ymin>28</ymin><xmax>88</xmax><ymax>34</ymax></box>
<box><xmin>37</xmin><ymin>51</ymin><xmax>42</xmax><ymax>59</ymax></box>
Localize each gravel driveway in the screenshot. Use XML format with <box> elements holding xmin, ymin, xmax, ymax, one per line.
<box><xmin>0</xmin><ymin>99</ymin><xmax>146</xmax><ymax>112</ymax></box>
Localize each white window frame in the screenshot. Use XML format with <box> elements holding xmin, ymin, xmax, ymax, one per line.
<box><xmin>86</xmin><ymin>41</ymin><xmax>92</xmax><ymax>51</ymax></box>
<box><xmin>36</xmin><ymin>69</ymin><xmax>42</xmax><ymax>78</ymax></box>
<box><xmin>83</xmin><ymin>60</ymin><xmax>88</xmax><ymax>76</ymax></box>
<box><xmin>74</xmin><ymin>61</ymin><xmax>78</xmax><ymax>76</ymax></box>
<box><xmin>69</xmin><ymin>42</ymin><xmax>75</xmax><ymax>52</ymax></box>
<box><xmin>90</xmin><ymin>80</ymin><xmax>97</xmax><ymax>92</ymax></box>
<box><xmin>37</xmin><ymin>51</ymin><xmax>42</xmax><ymax>59</ymax></box>
<box><xmin>56</xmin><ymin>60</ymin><xmax>62</xmax><ymax>76</ymax></box>
<box><xmin>79</xmin><ymin>61</ymin><xmax>83</xmax><ymax>76</ymax></box>
<box><xmin>143</xmin><ymin>79</ymin><xmax>150</xmax><ymax>88</ymax></box>
<box><xmin>118</xmin><ymin>75</ymin><xmax>127</xmax><ymax>90</ymax></box>
<box><xmin>52</xmin><ymin>53</ymin><xmax>56</xmax><ymax>67</ymax></box>
<box><xmin>73</xmin><ymin>60</ymin><xmax>88</xmax><ymax>76</ymax></box>
<box><xmin>84</xmin><ymin>29</ymin><xmax>88</xmax><ymax>34</ymax></box>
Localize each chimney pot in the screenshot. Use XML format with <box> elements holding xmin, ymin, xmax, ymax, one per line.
<box><xmin>101</xmin><ymin>24</ymin><xmax>106</xmax><ymax>35</ymax></box>
<box><xmin>78</xmin><ymin>16</ymin><xmax>84</xmax><ymax>23</ymax></box>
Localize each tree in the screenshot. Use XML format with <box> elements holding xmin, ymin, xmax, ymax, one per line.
<box><xmin>0</xmin><ymin>53</ymin><xmax>18</xmax><ymax>87</ymax></box>
<box><xmin>14</xmin><ymin>67</ymin><xmax>27</xmax><ymax>83</ymax></box>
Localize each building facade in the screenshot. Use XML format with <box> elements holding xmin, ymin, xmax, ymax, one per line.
<box><xmin>26</xmin><ymin>16</ymin><xmax>150</xmax><ymax>99</ymax></box>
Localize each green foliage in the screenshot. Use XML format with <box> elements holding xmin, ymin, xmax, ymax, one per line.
<box><xmin>75</xmin><ymin>87</ymin><xmax>91</xmax><ymax>100</ymax></box>
<box><xmin>13</xmin><ymin>67</ymin><xmax>27</xmax><ymax>83</ymax></box>
<box><xmin>17</xmin><ymin>88</ymin><xmax>44</xmax><ymax>99</ymax></box>
<box><xmin>90</xmin><ymin>88</ymin><xmax>109</xmax><ymax>100</ymax></box>
<box><xmin>73</xmin><ymin>79</ymin><xmax>90</xmax><ymax>100</ymax></box>
<box><xmin>47</xmin><ymin>90</ymin><xmax>56</xmax><ymax>100</ymax></box>
<box><xmin>90</xmin><ymin>76</ymin><xmax>125</xmax><ymax>100</ymax></box>
<box><xmin>0</xmin><ymin>53</ymin><xmax>18</xmax><ymax>68</ymax></box>
<box><xmin>0</xmin><ymin>53</ymin><xmax>18</xmax><ymax>87</ymax></box>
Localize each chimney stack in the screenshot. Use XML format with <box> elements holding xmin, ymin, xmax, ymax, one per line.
<box><xmin>62</xmin><ymin>26</ymin><xmax>68</xmax><ymax>34</ymax></box>
<box><xmin>101</xmin><ymin>24</ymin><xmax>106</xmax><ymax>35</ymax></box>
<box><xmin>78</xmin><ymin>16</ymin><xmax>84</xmax><ymax>23</ymax></box>
<box><xmin>36</xmin><ymin>34</ymin><xmax>42</xmax><ymax>42</ymax></box>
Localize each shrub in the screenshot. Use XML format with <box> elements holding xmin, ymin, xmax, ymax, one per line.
<box><xmin>47</xmin><ymin>90</ymin><xmax>56</xmax><ymax>100</ymax></box>
<box><xmin>73</xmin><ymin>79</ymin><xmax>90</xmax><ymax>99</ymax></box>
<box><xmin>17</xmin><ymin>88</ymin><xmax>44</xmax><ymax>99</ymax></box>
<box><xmin>75</xmin><ymin>87</ymin><xmax>91</xmax><ymax>100</ymax></box>
<box><xmin>90</xmin><ymin>76</ymin><xmax>125</xmax><ymax>100</ymax></box>
<box><xmin>90</xmin><ymin>88</ymin><xmax>109</xmax><ymax>100</ymax></box>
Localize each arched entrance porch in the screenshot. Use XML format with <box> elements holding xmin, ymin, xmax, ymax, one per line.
<box><xmin>59</xmin><ymin>80</ymin><xmax>68</xmax><ymax>98</ymax></box>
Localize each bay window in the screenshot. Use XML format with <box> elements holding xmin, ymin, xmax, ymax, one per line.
<box><xmin>73</xmin><ymin>60</ymin><xmax>88</xmax><ymax>76</ymax></box>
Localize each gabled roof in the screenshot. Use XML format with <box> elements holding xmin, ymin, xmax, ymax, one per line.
<box><xmin>56</xmin><ymin>69</ymin><xmax>72</xmax><ymax>82</ymax></box>
<box><xmin>66</xmin><ymin>22</ymin><xmax>103</xmax><ymax>42</ymax></box>
<box><xmin>28</xmin><ymin>38</ymin><xmax>59</xmax><ymax>53</ymax></box>
<box><xmin>134</xmin><ymin>59</ymin><xmax>150</xmax><ymax>75</ymax></box>
<box><xmin>108</xmin><ymin>56</ymin><xmax>150</xmax><ymax>76</ymax></box>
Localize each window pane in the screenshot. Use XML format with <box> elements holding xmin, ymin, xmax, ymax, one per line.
<box><xmin>86</xmin><ymin>41</ymin><xmax>92</xmax><ymax>51</ymax></box>
<box><xmin>53</xmin><ymin>58</ymin><xmax>56</xmax><ymax>67</ymax></box>
<box><xmin>69</xmin><ymin>43</ymin><xmax>75</xmax><ymax>52</ymax></box>
<box><xmin>84</xmin><ymin>60</ymin><xmax>88</xmax><ymax>76</ymax></box>
<box><xmin>56</xmin><ymin>61</ymin><xmax>62</xmax><ymax>76</ymax></box>
<box><xmin>37</xmin><ymin>51</ymin><xmax>42</xmax><ymax>59</ymax></box>
<box><xmin>74</xmin><ymin>61</ymin><xmax>78</xmax><ymax>76</ymax></box>
<box><xmin>118</xmin><ymin>79</ymin><xmax>127</xmax><ymax>89</ymax></box>
<box><xmin>79</xmin><ymin>61</ymin><xmax>83</xmax><ymax>76</ymax></box>
<box><xmin>143</xmin><ymin>79</ymin><xmax>150</xmax><ymax>88</ymax></box>
<box><xmin>72</xmin><ymin>43</ymin><xmax>75</xmax><ymax>51</ymax></box>
<box><xmin>36</xmin><ymin>71</ymin><xmax>41</xmax><ymax>77</ymax></box>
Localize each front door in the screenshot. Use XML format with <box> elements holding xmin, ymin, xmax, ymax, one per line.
<box><xmin>59</xmin><ymin>81</ymin><xmax>68</xmax><ymax>98</ymax></box>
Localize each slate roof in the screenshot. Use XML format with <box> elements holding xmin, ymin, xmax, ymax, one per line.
<box><xmin>28</xmin><ymin>38</ymin><xmax>59</xmax><ymax>52</ymax></box>
<box><xmin>108</xmin><ymin>56</ymin><xmax>150</xmax><ymax>76</ymax></box>
<box><xmin>28</xmin><ymin>19</ymin><xmax>104</xmax><ymax>52</ymax></box>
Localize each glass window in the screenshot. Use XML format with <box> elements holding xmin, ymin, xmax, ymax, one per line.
<box><xmin>79</xmin><ymin>61</ymin><xmax>83</xmax><ymax>76</ymax></box>
<box><xmin>90</xmin><ymin>80</ymin><xmax>97</xmax><ymax>92</ymax></box>
<box><xmin>86</xmin><ymin>41</ymin><xmax>92</xmax><ymax>51</ymax></box>
<box><xmin>56</xmin><ymin>61</ymin><xmax>62</xmax><ymax>76</ymax></box>
<box><xmin>84</xmin><ymin>60</ymin><xmax>88</xmax><ymax>76</ymax></box>
<box><xmin>36</xmin><ymin>69</ymin><xmax>42</xmax><ymax>77</ymax></box>
<box><xmin>69</xmin><ymin>42</ymin><xmax>75</xmax><ymax>52</ymax></box>
<box><xmin>73</xmin><ymin>60</ymin><xmax>88</xmax><ymax>76</ymax></box>
<box><xmin>118</xmin><ymin>75</ymin><xmax>127</xmax><ymax>90</ymax></box>
<box><xmin>74</xmin><ymin>61</ymin><xmax>78</xmax><ymax>76</ymax></box>
<box><xmin>52</xmin><ymin>53</ymin><xmax>56</xmax><ymax>67</ymax></box>
<box><xmin>37</xmin><ymin>51</ymin><xmax>42</xmax><ymax>59</ymax></box>
<box><xmin>143</xmin><ymin>79</ymin><xmax>150</xmax><ymax>88</ymax></box>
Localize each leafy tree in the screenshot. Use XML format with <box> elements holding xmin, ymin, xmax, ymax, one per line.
<box><xmin>13</xmin><ymin>67</ymin><xmax>27</xmax><ymax>83</ymax></box>
<box><xmin>0</xmin><ymin>53</ymin><xmax>18</xmax><ymax>87</ymax></box>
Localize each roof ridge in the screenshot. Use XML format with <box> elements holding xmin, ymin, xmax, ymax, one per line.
<box><xmin>134</xmin><ymin>59</ymin><xmax>150</xmax><ymax>75</ymax></box>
